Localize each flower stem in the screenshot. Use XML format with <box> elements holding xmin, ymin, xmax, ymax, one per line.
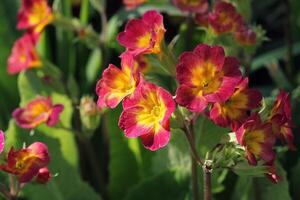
<box><xmin>191</xmin><ymin>144</ymin><xmax>199</xmax><ymax>200</ymax></box>
<box><xmin>183</xmin><ymin>118</ymin><xmax>202</xmax><ymax>200</ymax></box>
<box><xmin>203</xmin><ymin>161</ymin><xmax>212</xmax><ymax>200</ymax></box>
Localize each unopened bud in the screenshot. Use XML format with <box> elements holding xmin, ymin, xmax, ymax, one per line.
<box><xmin>80</xmin><ymin>96</ymin><xmax>101</xmax><ymax>136</ymax></box>
<box><xmin>36</xmin><ymin>167</ymin><xmax>51</xmax><ymax>184</ymax></box>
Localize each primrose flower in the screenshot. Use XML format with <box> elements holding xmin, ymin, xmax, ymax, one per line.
<box><xmin>123</xmin><ymin>0</ymin><xmax>147</xmax><ymax>10</ymax></box>
<box><xmin>17</xmin><ymin>0</ymin><xmax>53</xmax><ymax>34</ymax></box>
<box><xmin>0</xmin><ymin>142</ymin><xmax>50</xmax><ymax>183</ymax></box>
<box><xmin>235</xmin><ymin>114</ymin><xmax>275</xmax><ymax>165</ymax></box>
<box><xmin>175</xmin><ymin>44</ymin><xmax>241</xmax><ymax>113</ymax></box>
<box><xmin>7</xmin><ymin>33</ymin><xmax>41</xmax><ymax>75</ymax></box>
<box><xmin>208</xmin><ymin>1</ymin><xmax>243</xmax><ymax>34</ymax></box>
<box><xmin>269</xmin><ymin>90</ymin><xmax>295</xmax><ymax>150</ymax></box>
<box><xmin>36</xmin><ymin>167</ymin><xmax>51</xmax><ymax>184</ymax></box>
<box><xmin>210</xmin><ymin>78</ymin><xmax>262</xmax><ymax>129</ymax></box>
<box><xmin>172</xmin><ymin>0</ymin><xmax>208</xmax><ymax>13</ymax></box>
<box><xmin>235</xmin><ymin>26</ymin><xmax>257</xmax><ymax>45</ymax></box>
<box><xmin>13</xmin><ymin>96</ymin><xmax>64</xmax><ymax>130</ymax></box>
<box><xmin>117</xmin><ymin>10</ymin><xmax>166</xmax><ymax>55</ymax></box>
<box><xmin>96</xmin><ymin>52</ymin><xmax>141</xmax><ymax>109</ymax></box>
<box><xmin>119</xmin><ymin>82</ymin><xmax>175</xmax><ymax>151</ymax></box>
<box><xmin>0</xmin><ymin>130</ymin><xmax>4</xmax><ymax>155</ymax></box>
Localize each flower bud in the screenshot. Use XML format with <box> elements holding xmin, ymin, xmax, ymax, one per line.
<box><xmin>80</xmin><ymin>96</ymin><xmax>101</xmax><ymax>136</ymax></box>
<box><xmin>36</xmin><ymin>167</ymin><xmax>51</xmax><ymax>184</ymax></box>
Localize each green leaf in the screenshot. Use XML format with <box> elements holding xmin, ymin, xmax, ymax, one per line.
<box><xmin>85</xmin><ymin>48</ymin><xmax>103</xmax><ymax>87</ymax></box>
<box><xmin>4</xmin><ymin>121</ymin><xmax>101</xmax><ymax>200</ymax></box>
<box><xmin>194</xmin><ymin>116</ymin><xmax>230</xmax><ymax>157</ymax></box>
<box><xmin>290</xmin><ymin>158</ymin><xmax>300</xmax><ymax>199</ymax></box>
<box><xmin>124</xmin><ymin>170</ymin><xmax>190</xmax><ymax>200</ymax></box>
<box><xmin>251</xmin><ymin>42</ymin><xmax>300</xmax><ymax>72</ymax></box>
<box><xmin>105</xmin><ymin>108</ymin><xmax>140</xmax><ymax>200</ymax></box>
<box><xmin>231</xmin><ymin>162</ymin><xmax>292</xmax><ymax>200</ymax></box>
<box><xmin>151</xmin><ymin>129</ymin><xmax>191</xmax><ymax>176</ymax></box>
<box><xmin>0</xmin><ymin>1</ymin><xmax>19</xmax><ymax>128</ymax></box>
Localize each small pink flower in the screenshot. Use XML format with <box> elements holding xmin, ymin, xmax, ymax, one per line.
<box><xmin>235</xmin><ymin>114</ymin><xmax>275</xmax><ymax>165</ymax></box>
<box><xmin>175</xmin><ymin>44</ymin><xmax>241</xmax><ymax>113</ymax></box>
<box><xmin>208</xmin><ymin>1</ymin><xmax>243</xmax><ymax>34</ymax></box>
<box><xmin>119</xmin><ymin>82</ymin><xmax>175</xmax><ymax>151</ymax></box>
<box><xmin>13</xmin><ymin>96</ymin><xmax>64</xmax><ymax>129</ymax></box>
<box><xmin>117</xmin><ymin>10</ymin><xmax>166</xmax><ymax>56</ymax></box>
<box><xmin>7</xmin><ymin>33</ymin><xmax>41</xmax><ymax>75</ymax></box>
<box><xmin>96</xmin><ymin>52</ymin><xmax>141</xmax><ymax>109</ymax></box>
<box><xmin>0</xmin><ymin>142</ymin><xmax>50</xmax><ymax>183</ymax></box>
<box><xmin>17</xmin><ymin>0</ymin><xmax>53</xmax><ymax>34</ymax></box>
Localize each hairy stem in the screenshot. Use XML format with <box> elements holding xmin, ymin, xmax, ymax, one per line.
<box><xmin>191</xmin><ymin>136</ymin><xmax>199</xmax><ymax>200</ymax></box>
<box><xmin>183</xmin><ymin>119</ymin><xmax>202</xmax><ymax>200</ymax></box>
<box><xmin>203</xmin><ymin>164</ymin><xmax>212</xmax><ymax>200</ymax></box>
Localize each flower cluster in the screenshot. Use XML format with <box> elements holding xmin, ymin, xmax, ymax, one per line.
<box><xmin>7</xmin><ymin>0</ymin><xmax>53</xmax><ymax>74</ymax></box>
<box><xmin>97</xmin><ymin>10</ymin><xmax>175</xmax><ymax>151</ymax></box>
<box><xmin>1</xmin><ymin>0</ymin><xmax>60</xmax><ymax>189</ymax></box>
<box><xmin>208</xmin><ymin>1</ymin><xmax>257</xmax><ymax>45</ymax></box>
<box><xmin>172</xmin><ymin>0</ymin><xmax>257</xmax><ymax>46</ymax></box>
<box><xmin>96</xmin><ymin>10</ymin><xmax>295</xmax><ymax>169</ymax></box>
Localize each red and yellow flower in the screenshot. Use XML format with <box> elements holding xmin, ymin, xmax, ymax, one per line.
<box><xmin>208</xmin><ymin>1</ymin><xmax>243</xmax><ymax>34</ymax></box>
<box><xmin>235</xmin><ymin>114</ymin><xmax>275</xmax><ymax>165</ymax></box>
<box><xmin>117</xmin><ymin>10</ymin><xmax>166</xmax><ymax>56</ymax></box>
<box><xmin>269</xmin><ymin>90</ymin><xmax>295</xmax><ymax>150</ymax></box>
<box><xmin>17</xmin><ymin>0</ymin><xmax>53</xmax><ymax>34</ymax></box>
<box><xmin>175</xmin><ymin>44</ymin><xmax>241</xmax><ymax>113</ymax></box>
<box><xmin>13</xmin><ymin>96</ymin><xmax>64</xmax><ymax>129</ymax></box>
<box><xmin>235</xmin><ymin>26</ymin><xmax>257</xmax><ymax>45</ymax></box>
<box><xmin>0</xmin><ymin>130</ymin><xmax>4</xmax><ymax>155</ymax></box>
<box><xmin>7</xmin><ymin>33</ymin><xmax>41</xmax><ymax>75</ymax></box>
<box><xmin>172</xmin><ymin>0</ymin><xmax>208</xmax><ymax>13</ymax></box>
<box><xmin>96</xmin><ymin>52</ymin><xmax>141</xmax><ymax>109</ymax></box>
<box><xmin>210</xmin><ymin>78</ymin><xmax>262</xmax><ymax>129</ymax></box>
<box><xmin>123</xmin><ymin>0</ymin><xmax>147</xmax><ymax>10</ymax></box>
<box><xmin>0</xmin><ymin>142</ymin><xmax>50</xmax><ymax>183</ymax></box>
<box><xmin>119</xmin><ymin>82</ymin><xmax>175</xmax><ymax>151</ymax></box>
